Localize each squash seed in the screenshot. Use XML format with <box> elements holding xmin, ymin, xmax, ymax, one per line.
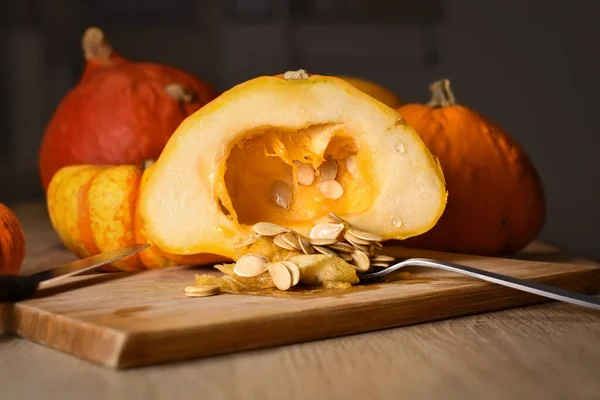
<box><xmin>313</xmin><ymin>245</ymin><xmax>338</xmax><ymax>256</ymax></box>
<box><xmin>273</xmin><ymin>233</ymin><xmax>298</xmax><ymax>251</ymax></box>
<box><xmin>298</xmin><ymin>236</ymin><xmax>315</xmax><ymax>255</ymax></box>
<box><xmin>347</xmin><ymin>227</ymin><xmax>383</xmax><ymax>243</ymax></box>
<box><xmin>233</xmin><ymin>253</ymin><xmax>270</xmax><ymax>277</ymax></box>
<box><xmin>294</xmin><ymin>161</ymin><xmax>316</xmax><ymax>186</ymax></box>
<box><xmin>370</xmin><ymin>241</ymin><xmax>384</xmax><ymax>250</ymax></box>
<box><xmin>317</xmin><ymin>180</ymin><xmax>344</xmax><ymax>200</ymax></box>
<box><xmin>268</xmin><ymin>262</ymin><xmax>293</xmax><ymax>290</ymax></box>
<box><xmin>281</xmin><ymin>232</ymin><xmax>301</xmax><ymax>250</ymax></box>
<box><xmin>350</xmin><ymin>250</ymin><xmax>371</xmax><ymax>272</ymax></box>
<box><xmin>233</xmin><ymin>233</ymin><xmax>260</xmax><ymax>248</ymax></box>
<box><xmin>337</xmin><ymin>252</ymin><xmax>353</xmax><ymax>262</ymax></box>
<box><xmin>345</xmin><ymin>156</ymin><xmax>357</xmax><ymax>176</ymax></box>
<box><xmin>252</xmin><ymin>222</ymin><xmax>289</xmax><ymax>236</ymax></box>
<box><xmin>329</xmin><ymin>242</ymin><xmax>354</xmax><ymax>253</ymax></box>
<box><xmin>327</xmin><ymin>212</ymin><xmax>346</xmax><ymax>224</ymax></box>
<box><xmin>309</xmin><ymin>222</ymin><xmax>345</xmax><ymax>240</ymax></box>
<box><xmin>344</xmin><ymin>229</ymin><xmax>371</xmax><ymax>246</ymax></box>
<box><xmin>271</xmin><ymin>180</ymin><xmax>292</xmax><ymax>209</ymax></box>
<box><xmin>371</xmin><ymin>255</ymin><xmax>395</xmax><ymax>263</ymax></box>
<box><xmin>309</xmin><ymin>238</ymin><xmax>337</xmax><ymax>246</ymax></box>
<box><xmin>319</xmin><ymin>159</ymin><xmax>338</xmax><ymax>181</ymax></box>
<box><xmin>371</xmin><ymin>262</ymin><xmax>391</xmax><ymax>268</ymax></box>
<box><xmin>281</xmin><ymin>260</ymin><xmax>300</xmax><ymax>286</ymax></box>
<box><xmin>184</xmin><ymin>285</ymin><xmax>219</xmax><ymax>297</ymax></box>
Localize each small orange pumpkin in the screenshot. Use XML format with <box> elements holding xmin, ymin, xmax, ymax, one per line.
<box><xmin>46</xmin><ymin>162</ymin><xmax>176</xmax><ymax>270</ymax></box>
<box><xmin>398</xmin><ymin>79</ymin><xmax>546</xmax><ymax>255</ymax></box>
<box><xmin>39</xmin><ymin>27</ymin><xmax>218</xmax><ymax>191</ymax></box>
<box><xmin>0</xmin><ymin>203</ymin><xmax>26</xmax><ymax>275</ymax></box>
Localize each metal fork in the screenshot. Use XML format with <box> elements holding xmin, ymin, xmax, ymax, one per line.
<box><xmin>357</xmin><ymin>258</ymin><xmax>600</xmax><ymax>311</ymax></box>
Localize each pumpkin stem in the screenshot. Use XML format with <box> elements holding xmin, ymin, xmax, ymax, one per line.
<box><xmin>165</xmin><ymin>84</ymin><xmax>194</xmax><ymax>103</ymax></box>
<box><xmin>82</xmin><ymin>27</ymin><xmax>113</xmax><ymax>62</ymax></box>
<box><xmin>283</xmin><ymin>69</ymin><xmax>309</xmax><ymax>80</ymax></box>
<box><xmin>427</xmin><ymin>79</ymin><xmax>456</xmax><ymax>108</ymax></box>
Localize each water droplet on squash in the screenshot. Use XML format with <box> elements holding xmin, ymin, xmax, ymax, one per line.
<box><xmin>391</xmin><ymin>217</ymin><xmax>402</xmax><ymax>228</ymax></box>
<box><xmin>395</xmin><ymin>142</ymin><xmax>405</xmax><ymax>154</ymax></box>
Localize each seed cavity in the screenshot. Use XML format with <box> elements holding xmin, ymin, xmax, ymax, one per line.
<box><xmin>317</xmin><ymin>180</ymin><xmax>344</xmax><ymax>200</ymax></box>
<box><xmin>271</xmin><ymin>180</ymin><xmax>292</xmax><ymax>209</ymax></box>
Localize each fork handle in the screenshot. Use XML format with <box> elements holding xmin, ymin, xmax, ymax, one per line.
<box><xmin>398</xmin><ymin>258</ymin><xmax>600</xmax><ymax>310</ymax></box>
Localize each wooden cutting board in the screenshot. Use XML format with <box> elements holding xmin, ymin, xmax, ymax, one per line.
<box><xmin>1</xmin><ymin>243</ymin><xmax>599</xmax><ymax>369</ymax></box>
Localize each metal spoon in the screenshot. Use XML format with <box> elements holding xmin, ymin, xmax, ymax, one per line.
<box><xmin>357</xmin><ymin>258</ymin><xmax>600</xmax><ymax>310</ymax></box>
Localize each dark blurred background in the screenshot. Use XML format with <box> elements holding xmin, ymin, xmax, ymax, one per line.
<box><xmin>1</xmin><ymin>0</ymin><xmax>599</xmax><ymax>259</ymax></box>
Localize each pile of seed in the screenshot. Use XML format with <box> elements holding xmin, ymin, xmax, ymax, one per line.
<box><xmin>231</xmin><ymin>213</ymin><xmax>394</xmax><ymax>291</ymax></box>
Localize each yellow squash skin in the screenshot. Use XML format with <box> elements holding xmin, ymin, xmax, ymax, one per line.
<box><xmin>140</xmin><ymin>71</ymin><xmax>448</xmax><ymax>264</ymax></box>
<box><xmin>47</xmin><ymin>164</ymin><xmax>175</xmax><ymax>270</ymax></box>
<box><xmin>337</xmin><ymin>76</ymin><xmax>403</xmax><ymax>109</ymax></box>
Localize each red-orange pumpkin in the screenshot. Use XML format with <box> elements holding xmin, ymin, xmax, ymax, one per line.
<box><xmin>39</xmin><ymin>26</ymin><xmax>218</xmax><ymax>191</ymax></box>
<box><xmin>398</xmin><ymin>79</ymin><xmax>546</xmax><ymax>255</ymax></box>
<box><xmin>0</xmin><ymin>204</ymin><xmax>26</xmax><ymax>275</ymax></box>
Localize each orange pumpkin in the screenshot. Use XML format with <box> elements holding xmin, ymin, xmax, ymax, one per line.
<box><xmin>398</xmin><ymin>79</ymin><xmax>546</xmax><ymax>255</ymax></box>
<box><xmin>46</xmin><ymin>162</ymin><xmax>176</xmax><ymax>270</ymax></box>
<box><xmin>39</xmin><ymin>26</ymin><xmax>218</xmax><ymax>191</ymax></box>
<box><xmin>0</xmin><ymin>204</ymin><xmax>26</xmax><ymax>275</ymax></box>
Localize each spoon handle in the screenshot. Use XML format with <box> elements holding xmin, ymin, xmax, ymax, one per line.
<box><xmin>382</xmin><ymin>258</ymin><xmax>600</xmax><ymax>310</ymax></box>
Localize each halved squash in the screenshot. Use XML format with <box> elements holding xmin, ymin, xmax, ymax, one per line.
<box><xmin>139</xmin><ymin>70</ymin><xmax>447</xmax><ymax>264</ymax></box>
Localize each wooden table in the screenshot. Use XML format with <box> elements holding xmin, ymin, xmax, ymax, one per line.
<box><xmin>2</xmin><ymin>204</ymin><xmax>600</xmax><ymax>400</ymax></box>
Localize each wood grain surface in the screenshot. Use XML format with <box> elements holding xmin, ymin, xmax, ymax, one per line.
<box><xmin>2</xmin><ymin>204</ymin><xmax>600</xmax><ymax>399</ymax></box>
